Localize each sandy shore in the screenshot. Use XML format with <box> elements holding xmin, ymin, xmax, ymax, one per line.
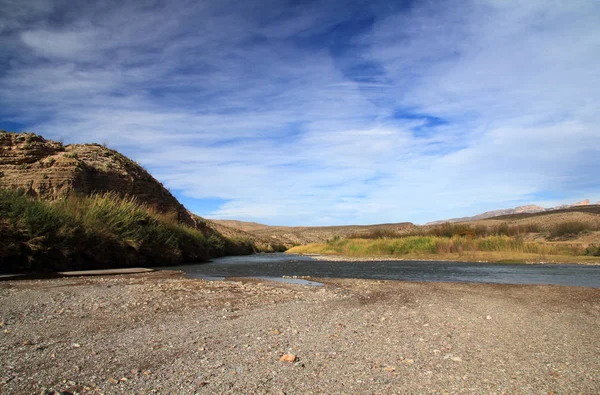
<box><xmin>1</xmin><ymin>271</ymin><xmax>599</xmax><ymax>394</ymax></box>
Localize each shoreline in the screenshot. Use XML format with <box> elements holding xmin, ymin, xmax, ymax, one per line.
<box><xmin>1</xmin><ymin>272</ymin><xmax>598</xmax><ymax>393</ymax></box>
<box><xmin>290</xmin><ymin>252</ymin><xmax>600</xmax><ymax>265</ymax></box>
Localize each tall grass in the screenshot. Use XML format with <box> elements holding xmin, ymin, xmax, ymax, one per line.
<box><xmin>348</xmin><ymin>228</ymin><xmax>400</xmax><ymax>239</ymax></box>
<box><xmin>291</xmin><ymin>235</ymin><xmax>587</xmax><ymax>258</ymax></box>
<box><xmin>0</xmin><ymin>189</ymin><xmax>254</xmax><ymax>273</ymax></box>
<box><xmin>423</xmin><ymin>222</ymin><xmax>545</xmax><ymax>237</ymax></box>
<box><xmin>353</xmin><ymin>220</ymin><xmax>597</xmax><ymax>241</ymax></box>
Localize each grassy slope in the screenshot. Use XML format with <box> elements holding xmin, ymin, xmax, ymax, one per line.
<box><xmin>0</xmin><ymin>189</ymin><xmax>254</xmax><ymax>273</ymax></box>
<box><xmin>288</xmin><ymin>234</ymin><xmax>600</xmax><ymax>264</ymax></box>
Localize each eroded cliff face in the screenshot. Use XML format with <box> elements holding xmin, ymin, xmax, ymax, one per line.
<box><xmin>0</xmin><ymin>131</ymin><xmax>203</xmax><ymax>229</ymax></box>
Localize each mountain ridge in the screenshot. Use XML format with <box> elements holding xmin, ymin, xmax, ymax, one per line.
<box><xmin>426</xmin><ymin>200</ymin><xmax>597</xmax><ymax>225</ymax></box>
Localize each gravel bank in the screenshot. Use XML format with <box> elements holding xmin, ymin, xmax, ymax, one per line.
<box><xmin>1</xmin><ymin>271</ymin><xmax>599</xmax><ymax>394</ymax></box>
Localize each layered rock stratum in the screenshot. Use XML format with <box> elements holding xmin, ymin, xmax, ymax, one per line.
<box><xmin>0</xmin><ymin>131</ymin><xmax>197</xmax><ymax>226</ymax></box>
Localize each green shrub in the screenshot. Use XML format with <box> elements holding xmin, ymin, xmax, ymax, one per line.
<box><xmin>550</xmin><ymin>221</ymin><xmax>591</xmax><ymax>238</ymax></box>
<box><xmin>586</xmin><ymin>244</ymin><xmax>600</xmax><ymax>256</ymax></box>
<box><xmin>350</xmin><ymin>229</ymin><xmax>399</xmax><ymax>239</ymax></box>
<box><xmin>428</xmin><ymin>223</ymin><xmax>476</xmax><ymax>238</ymax></box>
<box><xmin>0</xmin><ymin>189</ymin><xmax>254</xmax><ymax>272</ymax></box>
<box><xmin>390</xmin><ymin>236</ymin><xmax>438</xmax><ymax>254</ymax></box>
<box><xmin>414</xmin><ymin>222</ymin><xmax>543</xmax><ymax>239</ymax></box>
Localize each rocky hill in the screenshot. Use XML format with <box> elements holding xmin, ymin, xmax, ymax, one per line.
<box><xmin>0</xmin><ymin>131</ymin><xmax>200</xmax><ymax>224</ymax></box>
<box><xmin>0</xmin><ymin>132</ymin><xmax>292</xmax><ymax>253</ymax></box>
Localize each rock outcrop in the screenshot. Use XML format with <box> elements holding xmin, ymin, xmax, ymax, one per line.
<box><xmin>0</xmin><ymin>131</ymin><xmax>204</xmax><ymax>229</ymax></box>
<box><xmin>0</xmin><ymin>131</ymin><xmax>289</xmax><ymax>252</ymax></box>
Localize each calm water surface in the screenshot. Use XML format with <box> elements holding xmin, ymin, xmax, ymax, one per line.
<box><xmin>166</xmin><ymin>253</ymin><xmax>600</xmax><ymax>288</ymax></box>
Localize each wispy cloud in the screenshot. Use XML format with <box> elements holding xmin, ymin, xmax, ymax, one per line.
<box><xmin>1</xmin><ymin>0</ymin><xmax>599</xmax><ymax>225</ymax></box>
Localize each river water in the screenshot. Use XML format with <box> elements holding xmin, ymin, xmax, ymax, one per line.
<box><xmin>166</xmin><ymin>253</ymin><xmax>600</xmax><ymax>288</ymax></box>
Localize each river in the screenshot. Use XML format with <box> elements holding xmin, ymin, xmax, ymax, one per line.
<box><xmin>165</xmin><ymin>253</ymin><xmax>600</xmax><ymax>288</ymax></box>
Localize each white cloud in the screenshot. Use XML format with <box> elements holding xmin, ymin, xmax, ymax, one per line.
<box><xmin>21</xmin><ymin>28</ymin><xmax>97</xmax><ymax>58</ymax></box>
<box><xmin>0</xmin><ymin>0</ymin><xmax>598</xmax><ymax>225</ymax></box>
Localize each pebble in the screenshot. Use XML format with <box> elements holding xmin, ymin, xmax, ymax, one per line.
<box><xmin>280</xmin><ymin>354</ymin><xmax>297</xmax><ymax>363</ymax></box>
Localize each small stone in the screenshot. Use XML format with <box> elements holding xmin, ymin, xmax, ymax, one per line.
<box><xmin>486</xmin><ymin>315</ymin><xmax>492</xmax><ymax>320</ymax></box>
<box><xmin>72</xmin><ymin>343</ymin><xmax>81</xmax><ymax>348</ymax></box>
<box><xmin>280</xmin><ymin>354</ymin><xmax>297</xmax><ymax>363</ymax></box>
<box><xmin>404</xmin><ymin>359</ymin><xmax>414</xmax><ymax>365</ymax></box>
<box><xmin>120</xmin><ymin>377</ymin><xmax>128</xmax><ymax>382</ymax></box>
<box><xmin>108</xmin><ymin>378</ymin><xmax>118</xmax><ymax>384</ymax></box>
<box><xmin>451</xmin><ymin>356</ymin><xmax>462</xmax><ymax>362</ymax></box>
<box><xmin>23</xmin><ymin>340</ymin><xmax>34</xmax><ymax>346</ymax></box>
<box><xmin>143</xmin><ymin>370</ymin><xmax>152</xmax><ymax>375</ymax></box>
<box><xmin>272</xmin><ymin>329</ymin><xmax>281</xmax><ymax>335</ymax></box>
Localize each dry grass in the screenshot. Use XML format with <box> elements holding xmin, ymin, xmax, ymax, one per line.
<box><xmin>287</xmin><ymin>235</ymin><xmax>600</xmax><ymax>264</ymax></box>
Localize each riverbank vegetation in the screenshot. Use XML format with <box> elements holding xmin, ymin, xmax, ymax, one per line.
<box><xmin>358</xmin><ymin>221</ymin><xmax>599</xmax><ymax>239</ymax></box>
<box><xmin>288</xmin><ymin>222</ymin><xmax>600</xmax><ymax>264</ymax></box>
<box><xmin>0</xmin><ymin>189</ymin><xmax>255</xmax><ymax>273</ymax></box>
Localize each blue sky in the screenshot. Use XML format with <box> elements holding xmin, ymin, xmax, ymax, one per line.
<box><xmin>1</xmin><ymin>0</ymin><xmax>599</xmax><ymax>225</ymax></box>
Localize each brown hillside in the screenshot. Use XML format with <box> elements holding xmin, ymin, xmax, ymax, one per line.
<box><xmin>489</xmin><ymin>205</ymin><xmax>600</xmax><ymax>221</ymax></box>
<box><xmin>212</xmin><ymin>220</ymin><xmax>415</xmax><ymax>246</ymax></box>
<box><xmin>193</xmin><ymin>215</ymin><xmax>286</xmax><ymax>252</ymax></box>
<box><xmin>212</xmin><ymin>220</ymin><xmax>272</xmax><ymax>232</ymax></box>
<box><xmin>426</xmin><ymin>204</ymin><xmax>547</xmax><ymax>225</ymax></box>
<box><xmin>406</xmin><ymin>209</ymin><xmax>600</xmax><ymax>247</ymax></box>
<box><xmin>427</xmin><ymin>201</ymin><xmax>598</xmax><ymax>225</ymax></box>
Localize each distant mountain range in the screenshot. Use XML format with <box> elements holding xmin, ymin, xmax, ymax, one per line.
<box><xmin>426</xmin><ymin>200</ymin><xmax>598</xmax><ymax>225</ymax></box>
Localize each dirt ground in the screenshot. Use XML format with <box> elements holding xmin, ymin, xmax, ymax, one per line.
<box><xmin>1</xmin><ymin>272</ymin><xmax>599</xmax><ymax>394</ymax></box>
